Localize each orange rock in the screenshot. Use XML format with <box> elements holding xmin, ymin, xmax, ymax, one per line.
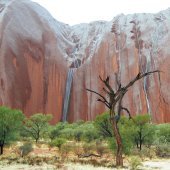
<box><xmin>0</xmin><ymin>1</ymin><xmax>169</xmax><ymax>123</ymax></box>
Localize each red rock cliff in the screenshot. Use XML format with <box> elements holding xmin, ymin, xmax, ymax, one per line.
<box><xmin>0</xmin><ymin>0</ymin><xmax>69</xmax><ymax>122</ymax></box>
<box><xmin>68</xmin><ymin>14</ymin><xmax>170</xmax><ymax>123</ymax></box>
<box><xmin>0</xmin><ymin>0</ymin><xmax>169</xmax><ymax>123</ymax></box>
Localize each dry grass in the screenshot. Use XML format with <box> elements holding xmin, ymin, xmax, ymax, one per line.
<box><xmin>0</xmin><ymin>141</ymin><xmax>170</xmax><ymax>170</ymax></box>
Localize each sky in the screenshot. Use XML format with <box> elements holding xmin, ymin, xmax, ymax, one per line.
<box><xmin>32</xmin><ymin>0</ymin><xmax>170</xmax><ymax>25</ymax></box>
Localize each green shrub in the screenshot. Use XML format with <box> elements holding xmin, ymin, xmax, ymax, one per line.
<box><xmin>73</xmin><ymin>129</ymin><xmax>83</xmax><ymax>142</ymax></box>
<box><xmin>94</xmin><ymin>112</ymin><xmax>113</xmax><ymax>138</ymax></box>
<box><xmin>59</xmin><ymin>128</ymin><xmax>74</xmax><ymax>140</ymax></box>
<box><xmin>108</xmin><ymin>117</ymin><xmax>134</xmax><ymax>155</ymax></box>
<box><xmin>49</xmin><ymin>138</ymin><xmax>66</xmax><ymax>150</ymax></box>
<box><xmin>48</xmin><ymin>122</ymin><xmax>67</xmax><ymax>140</ymax></box>
<box><xmin>81</xmin><ymin>122</ymin><xmax>100</xmax><ymax>142</ymax></box>
<box><xmin>82</xmin><ymin>130</ymin><xmax>98</xmax><ymax>142</ymax></box>
<box><xmin>155</xmin><ymin>124</ymin><xmax>170</xmax><ymax>143</ymax></box>
<box><xmin>153</xmin><ymin>124</ymin><xmax>170</xmax><ymax>158</ymax></box>
<box><xmin>131</xmin><ymin>114</ymin><xmax>155</xmax><ymax>150</ymax></box>
<box><xmin>0</xmin><ymin>106</ymin><xmax>24</xmax><ymax>155</ymax></box>
<box><xmin>19</xmin><ymin>142</ymin><xmax>33</xmax><ymax>157</ymax></box>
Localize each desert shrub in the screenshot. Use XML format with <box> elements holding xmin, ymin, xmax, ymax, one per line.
<box><xmin>94</xmin><ymin>112</ymin><xmax>113</xmax><ymax>138</ymax></box>
<box><xmin>132</xmin><ymin>146</ymin><xmax>156</xmax><ymax>159</ymax></box>
<box><xmin>26</xmin><ymin>156</ymin><xmax>43</xmax><ymax>165</ymax></box>
<box><xmin>82</xmin><ymin>130</ymin><xmax>98</xmax><ymax>142</ymax></box>
<box><xmin>48</xmin><ymin>120</ymin><xmax>100</xmax><ymax>143</ymax></box>
<box><xmin>49</xmin><ymin>138</ymin><xmax>66</xmax><ymax>150</ymax></box>
<box><xmin>119</xmin><ymin>118</ymin><xmax>135</xmax><ymax>154</ymax></box>
<box><xmin>59</xmin><ymin>128</ymin><xmax>74</xmax><ymax>140</ymax></box>
<box><xmin>48</xmin><ymin>122</ymin><xmax>67</xmax><ymax>140</ymax></box>
<box><xmin>60</xmin><ymin>142</ymin><xmax>73</xmax><ymax>159</ymax></box>
<box><xmin>73</xmin><ymin>120</ymin><xmax>85</xmax><ymax>126</ymax></box>
<box><xmin>73</xmin><ymin>129</ymin><xmax>83</xmax><ymax>142</ymax></box>
<box><xmin>20</xmin><ymin>128</ymin><xmax>31</xmax><ymax>140</ymax></box>
<box><xmin>0</xmin><ymin>106</ymin><xmax>24</xmax><ymax>155</ymax></box>
<box><xmin>81</xmin><ymin>122</ymin><xmax>100</xmax><ymax>142</ymax></box>
<box><xmin>155</xmin><ymin>124</ymin><xmax>170</xmax><ymax>143</ymax></box>
<box><xmin>83</xmin><ymin>143</ymin><xmax>96</xmax><ymax>153</ymax></box>
<box><xmin>143</xmin><ymin>124</ymin><xmax>156</xmax><ymax>148</ymax></box>
<box><xmin>155</xmin><ymin>143</ymin><xmax>170</xmax><ymax>157</ymax></box>
<box><xmin>153</xmin><ymin>124</ymin><xmax>170</xmax><ymax>158</ymax></box>
<box><xmin>96</xmin><ymin>114</ymin><xmax>157</xmax><ymax>155</ymax></box>
<box><xmin>73</xmin><ymin>143</ymin><xmax>84</xmax><ymax>157</ymax></box>
<box><xmin>57</xmin><ymin>121</ymin><xmax>86</xmax><ymax>141</ymax></box>
<box><xmin>108</xmin><ymin>117</ymin><xmax>135</xmax><ymax>155</ymax></box>
<box><xmin>129</xmin><ymin>156</ymin><xmax>142</xmax><ymax>170</ymax></box>
<box><xmin>96</xmin><ymin>143</ymin><xmax>107</xmax><ymax>156</ymax></box>
<box><xmin>131</xmin><ymin>114</ymin><xmax>156</xmax><ymax>150</ymax></box>
<box><xmin>19</xmin><ymin>142</ymin><xmax>33</xmax><ymax>157</ymax></box>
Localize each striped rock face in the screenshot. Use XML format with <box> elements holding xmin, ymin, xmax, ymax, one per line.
<box><xmin>0</xmin><ymin>0</ymin><xmax>169</xmax><ymax>123</ymax></box>
<box><xmin>0</xmin><ymin>0</ymin><xmax>68</xmax><ymax>123</ymax></box>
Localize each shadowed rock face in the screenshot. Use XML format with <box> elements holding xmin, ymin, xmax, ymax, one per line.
<box><xmin>0</xmin><ymin>0</ymin><xmax>169</xmax><ymax>123</ymax></box>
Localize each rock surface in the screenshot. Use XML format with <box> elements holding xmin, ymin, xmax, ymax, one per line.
<box><xmin>0</xmin><ymin>0</ymin><xmax>68</xmax><ymax>122</ymax></box>
<box><xmin>0</xmin><ymin>0</ymin><xmax>169</xmax><ymax>123</ymax></box>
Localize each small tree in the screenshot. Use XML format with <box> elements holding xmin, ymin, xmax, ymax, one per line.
<box><xmin>0</xmin><ymin>106</ymin><xmax>24</xmax><ymax>155</ymax></box>
<box><xmin>94</xmin><ymin>112</ymin><xmax>113</xmax><ymax>138</ymax></box>
<box><xmin>24</xmin><ymin>113</ymin><xmax>52</xmax><ymax>143</ymax></box>
<box><xmin>133</xmin><ymin>114</ymin><xmax>155</xmax><ymax>150</ymax></box>
<box><xmin>87</xmin><ymin>70</ymin><xmax>160</xmax><ymax>166</ymax></box>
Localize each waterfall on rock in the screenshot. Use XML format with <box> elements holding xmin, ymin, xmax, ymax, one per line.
<box><xmin>62</xmin><ymin>57</ymin><xmax>81</xmax><ymax>121</ymax></box>
<box><xmin>62</xmin><ymin>68</ymin><xmax>74</xmax><ymax>121</ymax></box>
<box><xmin>62</xmin><ymin>68</ymin><xmax>74</xmax><ymax>122</ymax></box>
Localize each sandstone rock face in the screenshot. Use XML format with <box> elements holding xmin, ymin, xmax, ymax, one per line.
<box><xmin>68</xmin><ymin>12</ymin><xmax>170</xmax><ymax>123</ymax></box>
<box><xmin>0</xmin><ymin>0</ymin><xmax>169</xmax><ymax>123</ymax></box>
<box><xmin>0</xmin><ymin>0</ymin><xmax>68</xmax><ymax>122</ymax></box>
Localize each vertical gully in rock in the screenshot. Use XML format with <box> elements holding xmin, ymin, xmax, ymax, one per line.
<box><xmin>143</xmin><ymin>57</ymin><xmax>151</xmax><ymax>116</ymax></box>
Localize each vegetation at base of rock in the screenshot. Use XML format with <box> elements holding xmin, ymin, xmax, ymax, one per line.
<box><xmin>87</xmin><ymin>71</ymin><xmax>160</xmax><ymax>166</ymax></box>
<box><xmin>0</xmin><ymin>106</ymin><xmax>169</xmax><ymax>168</ymax></box>
<box><xmin>49</xmin><ymin>138</ymin><xmax>66</xmax><ymax>150</ymax></box>
<box><xmin>22</xmin><ymin>113</ymin><xmax>52</xmax><ymax>143</ymax></box>
<box><xmin>0</xmin><ymin>106</ymin><xmax>24</xmax><ymax>155</ymax></box>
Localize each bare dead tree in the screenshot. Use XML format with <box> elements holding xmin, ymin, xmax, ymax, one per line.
<box><xmin>87</xmin><ymin>70</ymin><xmax>160</xmax><ymax>167</ymax></box>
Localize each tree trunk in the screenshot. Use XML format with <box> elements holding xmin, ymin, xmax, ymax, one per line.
<box><xmin>0</xmin><ymin>144</ymin><xmax>4</xmax><ymax>155</ymax></box>
<box><xmin>139</xmin><ymin>130</ymin><xmax>142</xmax><ymax>151</ymax></box>
<box><xmin>112</xmin><ymin>119</ymin><xmax>123</xmax><ymax>167</ymax></box>
<box><xmin>139</xmin><ymin>139</ymin><xmax>142</xmax><ymax>151</ymax></box>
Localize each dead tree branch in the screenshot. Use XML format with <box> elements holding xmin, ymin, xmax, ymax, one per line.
<box><xmin>86</xmin><ymin>70</ymin><xmax>161</xmax><ymax>167</ymax></box>
<box><xmin>86</xmin><ymin>89</ymin><xmax>111</xmax><ymax>109</ymax></box>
